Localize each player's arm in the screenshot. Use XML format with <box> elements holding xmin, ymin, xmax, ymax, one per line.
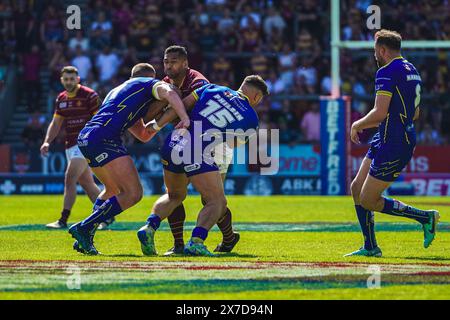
<box><xmin>147</xmin><ymin>92</ymin><xmax>197</xmax><ymax>134</ymax></box>
<box><xmin>153</xmin><ymin>82</ymin><xmax>190</xmax><ymax>129</ymax></box>
<box><xmin>413</xmin><ymin>107</ymin><xmax>420</xmax><ymax>121</ymax></box>
<box><xmin>128</xmin><ymin>118</ymin><xmax>155</xmax><ymax>143</ymax></box>
<box><xmin>40</xmin><ymin>114</ymin><xmax>64</xmax><ymax>156</ymax></box>
<box><xmin>351</xmin><ymin>94</ymin><xmax>391</xmax><ymax>144</ymax></box>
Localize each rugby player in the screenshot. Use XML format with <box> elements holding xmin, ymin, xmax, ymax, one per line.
<box><xmin>160</xmin><ymin>45</ymin><xmax>240</xmax><ymax>255</ymax></box>
<box><xmin>41</xmin><ymin>66</ymin><xmax>102</xmax><ymax>229</ymax></box>
<box><xmin>346</xmin><ymin>30</ymin><xmax>439</xmax><ymax>257</ymax></box>
<box><xmin>68</xmin><ymin>63</ymin><xmax>190</xmax><ymax>255</ymax></box>
<box><xmin>137</xmin><ymin>75</ymin><xmax>269</xmax><ymax>256</ymax></box>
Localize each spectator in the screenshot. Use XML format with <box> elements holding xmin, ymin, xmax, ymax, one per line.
<box><xmin>301</xmin><ymin>103</ymin><xmax>321</xmax><ymax>143</ymax></box>
<box><xmin>239</xmin><ymin>5</ymin><xmax>262</xmax><ymax>29</ymax></box>
<box><xmin>96</xmin><ymin>46</ymin><xmax>121</xmax><ymax>83</ymax></box>
<box><xmin>12</xmin><ymin>2</ymin><xmax>36</xmax><ymax>54</ymax></box>
<box><xmin>40</xmin><ymin>5</ymin><xmax>65</xmax><ymax>46</ymax></box>
<box><xmin>68</xmin><ymin>31</ymin><xmax>90</xmax><ymax>53</ymax></box>
<box><xmin>22</xmin><ymin>112</ymin><xmax>45</xmax><ymax>147</ymax></box>
<box><xmin>217</xmin><ymin>8</ymin><xmax>235</xmax><ymax>33</ymax></box>
<box><xmin>90</xmin><ymin>11</ymin><xmax>113</xmax><ymax>50</ymax></box>
<box><xmin>295</xmin><ymin>57</ymin><xmax>318</xmax><ymax>88</ymax></box>
<box><xmin>22</xmin><ymin>44</ymin><xmax>42</xmax><ymax>112</ymax></box>
<box><xmin>71</xmin><ymin>46</ymin><xmax>92</xmax><ymax>81</ymax></box>
<box><xmin>112</xmin><ymin>2</ymin><xmax>133</xmax><ymax>36</ymax></box>
<box><xmin>263</xmin><ymin>7</ymin><xmax>286</xmax><ymax>39</ymax></box>
<box><xmin>266</xmin><ymin>71</ymin><xmax>285</xmax><ymax>95</ymax></box>
<box><xmin>417</xmin><ymin>123</ymin><xmax>443</xmax><ymax>146</ymax></box>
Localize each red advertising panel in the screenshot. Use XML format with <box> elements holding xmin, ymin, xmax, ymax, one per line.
<box><xmin>351</xmin><ymin>145</ymin><xmax>450</xmax><ymax>176</ymax></box>
<box><xmin>0</xmin><ymin>144</ymin><xmax>10</xmax><ymax>173</ymax></box>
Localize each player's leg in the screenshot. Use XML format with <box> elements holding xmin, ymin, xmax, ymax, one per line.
<box><xmin>46</xmin><ymin>156</ymin><xmax>88</xmax><ymax>229</ymax></box>
<box><xmin>77</xmin><ymin>166</ymin><xmax>101</xmax><ymax>203</ymax></box>
<box><xmin>138</xmin><ymin>169</ymin><xmax>188</xmax><ymax>256</ymax></box>
<box><xmin>346</xmin><ymin>157</ymin><xmax>380</xmax><ymax>255</ymax></box>
<box><xmin>211</xmin><ymin>145</ymin><xmax>239</xmax><ymax>252</ymax></box>
<box><xmin>184</xmin><ymin>171</ymin><xmax>227</xmax><ymax>256</ymax></box>
<box><xmin>69</xmin><ymin>155</ymin><xmax>143</xmax><ymax>254</ymax></box>
<box><xmin>77</xmin><ymin>167</ymin><xmax>116</xmax><ymax>230</ymax></box>
<box><xmin>212</xmin><ymin>172</ymin><xmax>240</xmax><ymax>252</ymax></box>
<box><xmin>166</xmin><ymin>204</ymin><xmax>187</xmax><ymax>253</ymax></box>
<box><xmin>360</xmin><ymin>174</ymin><xmax>440</xmax><ymax>248</ymax></box>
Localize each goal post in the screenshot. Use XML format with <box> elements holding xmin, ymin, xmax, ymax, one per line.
<box><xmin>320</xmin><ymin>0</ymin><xmax>450</xmax><ymax>195</ymax></box>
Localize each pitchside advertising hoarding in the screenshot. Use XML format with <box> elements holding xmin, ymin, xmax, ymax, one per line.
<box><xmin>2</xmin><ymin>107</ymin><xmax>450</xmax><ymax>195</ymax></box>
<box><xmin>0</xmin><ymin>144</ymin><xmax>321</xmax><ymax>196</ymax></box>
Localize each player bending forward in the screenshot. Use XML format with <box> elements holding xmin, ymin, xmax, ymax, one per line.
<box><xmin>161</xmin><ymin>45</ymin><xmax>239</xmax><ymax>255</ymax></box>
<box><xmin>137</xmin><ymin>75</ymin><xmax>269</xmax><ymax>256</ymax></box>
<box><xmin>41</xmin><ymin>66</ymin><xmax>102</xmax><ymax>229</ymax></box>
<box><xmin>346</xmin><ymin>29</ymin><xmax>439</xmax><ymax>257</ymax></box>
<box><xmin>68</xmin><ymin>63</ymin><xmax>190</xmax><ymax>255</ymax></box>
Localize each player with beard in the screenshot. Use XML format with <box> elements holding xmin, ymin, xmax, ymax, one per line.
<box><xmin>161</xmin><ymin>45</ymin><xmax>240</xmax><ymax>255</ymax></box>
<box><xmin>41</xmin><ymin>66</ymin><xmax>103</xmax><ymax>229</ymax></box>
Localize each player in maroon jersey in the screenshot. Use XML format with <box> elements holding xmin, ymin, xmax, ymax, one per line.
<box><xmin>160</xmin><ymin>45</ymin><xmax>240</xmax><ymax>255</ymax></box>
<box><xmin>40</xmin><ymin>66</ymin><xmax>103</xmax><ymax>229</ymax></box>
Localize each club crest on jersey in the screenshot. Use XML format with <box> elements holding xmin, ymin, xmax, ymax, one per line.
<box><xmin>60</xmin><ymin>102</ymin><xmax>67</xmax><ymax>109</ymax></box>
<box><xmin>95</xmin><ymin>152</ymin><xmax>109</xmax><ymax>163</ymax></box>
<box><xmin>224</xmin><ymin>91</ymin><xmax>233</xmax><ymax>99</ymax></box>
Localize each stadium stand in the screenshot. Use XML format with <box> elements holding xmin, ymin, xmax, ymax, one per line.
<box><xmin>0</xmin><ymin>0</ymin><xmax>449</xmax><ymax>147</ymax></box>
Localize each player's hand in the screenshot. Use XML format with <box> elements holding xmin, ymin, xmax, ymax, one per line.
<box><xmin>175</xmin><ymin>118</ymin><xmax>190</xmax><ymax>129</ymax></box>
<box><xmin>350</xmin><ymin>123</ymin><xmax>363</xmax><ymax>144</ymax></box>
<box><xmin>40</xmin><ymin>142</ymin><xmax>50</xmax><ymax>157</ymax></box>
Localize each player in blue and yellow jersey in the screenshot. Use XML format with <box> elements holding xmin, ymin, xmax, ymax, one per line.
<box><xmin>346</xmin><ymin>30</ymin><xmax>440</xmax><ymax>257</ymax></box>
<box><xmin>137</xmin><ymin>75</ymin><xmax>269</xmax><ymax>256</ymax></box>
<box><xmin>68</xmin><ymin>63</ymin><xmax>190</xmax><ymax>255</ymax></box>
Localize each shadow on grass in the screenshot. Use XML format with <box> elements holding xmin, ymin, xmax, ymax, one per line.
<box><xmin>102</xmin><ymin>254</ymin><xmax>145</xmax><ymax>258</ymax></box>
<box><xmin>213</xmin><ymin>253</ymin><xmax>258</xmax><ymax>258</ymax></box>
<box><xmin>402</xmin><ymin>256</ymin><xmax>450</xmax><ymax>262</ymax></box>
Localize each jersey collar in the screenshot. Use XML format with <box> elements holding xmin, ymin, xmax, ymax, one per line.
<box><xmin>67</xmin><ymin>84</ymin><xmax>81</xmax><ymax>98</ymax></box>
<box><xmin>378</xmin><ymin>56</ymin><xmax>404</xmax><ymax>72</ymax></box>
<box><xmin>237</xmin><ymin>90</ymin><xmax>250</xmax><ymax>102</ymax></box>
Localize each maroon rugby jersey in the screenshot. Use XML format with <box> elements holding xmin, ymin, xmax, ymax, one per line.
<box><xmin>163</xmin><ymin>68</ymin><xmax>209</xmax><ymax>98</ymax></box>
<box><xmin>54</xmin><ymin>85</ymin><xmax>100</xmax><ymax>149</ymax></box>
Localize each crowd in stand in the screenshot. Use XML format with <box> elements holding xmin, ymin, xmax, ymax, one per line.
<box><xmin>0</xmin><ymin>0</ymin><xmax>449</xmax><ymax>146</ymax></box>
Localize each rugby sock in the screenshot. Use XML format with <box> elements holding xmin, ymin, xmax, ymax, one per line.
<box><xmin>192</xmin><ymin>226</ymin><xmax>209</xmax><ymax>242</ymax></box>
<box><xmin>146</xmin><ymin>213</ymin><xmax>161</xmax><ymax>231</ymax></box>
<box><xmin>93</xmin><ymin>198</ymin><xmax>106</xmax><ymax>211</ymax></box>
<box><xmin>355</xmin><ymin>205</ymin><xmax>377</xmax><ymax>250</ymax></box>
<box><xmin>168</xmin><ymin>204</ymin><xmax>186</xmax><ymax>246</ymax></box>
<box><xmin>59</xmin><ymin>209</ymin><xmax>71</xmax><ymax>224</ymax></box>
<box><xmin>217</xmin><ymin>208</ymin><xmax>235</xmax><ymax>245</ymax></box>
<box><xmin>79</xmin><ymin>196</ymin><xmax>122</xmax><ymax>231</ymax></box>
<box><xmin>381</xmin><ymin>198</ymin><xmax>429</xmax><ymax>224</ymax></box>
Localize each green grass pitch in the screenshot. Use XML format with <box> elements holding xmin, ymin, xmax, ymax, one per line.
<box><xmin>0</xmin><ymin>195</ymin><xmax>449</xmax><ymax>300</ymax></box>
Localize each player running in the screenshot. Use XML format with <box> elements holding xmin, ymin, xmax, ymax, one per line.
<box><xmin>160</xmin><ymin>45</ymin><xmax>240</xmax><ymax>255</ymax></box>
<box><xmin>346</xmin><ymin>30</ymin><xmax>440</xmax><ymax>257</ymax></box>
<box><xmin>68</xmin><ymin>63</ymin><xmax>190</xmax><ymax>255</ymax></box>
<box><xmin>137</xmin><ymin>75</ymin><xmax>269</xmax><ymax>256</ymax></box>
<box><xmin>41</xmin><ymin>66</ymin><xmax>102</xmax><ymax>229</ymax></box>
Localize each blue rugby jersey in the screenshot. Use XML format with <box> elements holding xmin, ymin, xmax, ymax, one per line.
<box><xmin>85</xmin><ymin>77</ymin><xmax>161</xmax><ymax>137</ymax></box>
<box><xmin>375</xmin><ymin>56</ymin><xmax>422</xmax><ymax>145</ymax></box>
<box><xmin>190</xmin><ymin>84</ymin><xmax>259</xmax><ymax>139</ymax></box>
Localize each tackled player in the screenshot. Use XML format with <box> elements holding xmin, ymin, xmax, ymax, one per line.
<box><xmin>68</xmin><ymin>63</ymin><xmax>190</xmax><ymax>255</ymax></box>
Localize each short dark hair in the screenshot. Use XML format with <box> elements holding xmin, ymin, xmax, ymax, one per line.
<box><xmin>61</xmin><ymin>66</ymin><xmax>78</xmax><ymax>76</ymax></box>
<box><xmin>243</xmin><ymin>75</ymin><xmax>269</xmax><ymax>96</ymax></box>
<box><xmin>164</xmin><ymin>45</ymin><xmax>188</xmax><ymax>59</ymax></box>
<box><xmin>375</xmin><ymin>29</ymin><xmax>402</xmax><ymax>51</ymax></box>
<box><xmin>131</xmin><ymin>63</ymin><xmax>156</xmax><ymax>78</ymax></box>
